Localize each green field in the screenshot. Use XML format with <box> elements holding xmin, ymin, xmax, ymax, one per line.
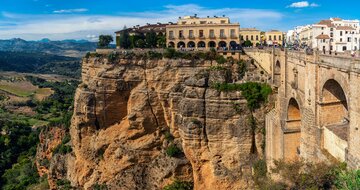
<box><xmin>0</xmin><ymin>83</ymin><xmax>35</xmax><ymax>97</ymax></box>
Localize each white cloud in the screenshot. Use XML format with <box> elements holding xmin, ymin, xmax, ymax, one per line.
<box><xmin>288</xmin><ymin>1</ymin><xmax>319</xmax><ymax>8</ymax></box>
<box><xmin>0</xmin><ymin>4</ymin><xmax>283</xmax><ymax>40</ymax></box>
<box><xmin>53</xmin><ymin>8</ymin><xmax>88</xmax><ymax>14</ymax></box>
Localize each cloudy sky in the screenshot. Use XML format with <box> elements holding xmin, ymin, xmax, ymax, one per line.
<box><xmin>1</xmin><ymin>0</ymin><xmax>359</xmax><ymax>41</ymax></box>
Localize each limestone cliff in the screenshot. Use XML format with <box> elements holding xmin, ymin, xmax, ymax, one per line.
<box><xmin>44</xmin><ymin>54</ymin><xmax>272</xmax><ymax>189</ymax></box>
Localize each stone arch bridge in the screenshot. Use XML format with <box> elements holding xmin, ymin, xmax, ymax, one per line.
<box><xmin>245</xmin><ymin>48</ymin><xmax>360</xmax><ymax>169</ymax></box>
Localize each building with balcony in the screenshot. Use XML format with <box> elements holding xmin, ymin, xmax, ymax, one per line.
<box><xmin>239</xmin><ymin>28</ymin><xmax>261</xmax><ymax>46</ymax></box>
<box><xmin>293</xmin><ymin>18</ymin><xmax>360</xmax><ymax>52</ymax></box>
<box><xmin>166</xmin><ymin>15</ymin><xmax>240</xmax><ymax>50</ymax></box>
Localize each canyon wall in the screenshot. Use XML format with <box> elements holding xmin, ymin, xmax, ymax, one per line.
<box><xmin>44</xmin><ymin>55</ymin><xmax>271</xmax><ymax>189</ymax></box>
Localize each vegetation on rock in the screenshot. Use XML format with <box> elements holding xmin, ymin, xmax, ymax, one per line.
<box><xmin>166</xmin><ymin>144</ymin><xmax>183</xmax><ymax>157</ymax></box>
<box><xmin>163</xmin><ymin>180</ymin><xmax>194</xmax><ymax>190</ymax></box>
<box><xmin>253</xmin><ymin>159</ymin><xmax>360</xmax><ymax>190</ymax></box>
<box><xmin>212</xmin><ymin>82</ymin><xmax>272</xmax><ymax>111</ymax></box>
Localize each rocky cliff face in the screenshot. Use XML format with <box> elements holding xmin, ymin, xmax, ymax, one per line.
<box><xmin>45</xmin><ymin>55</ymin><xmax>271</xmax><ymax>189</ymax></box>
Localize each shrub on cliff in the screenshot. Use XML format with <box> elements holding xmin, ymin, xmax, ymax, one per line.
<box><xmin>212</xmin><ymin>82</ymin><xmax>272</xmax><ymax>111</ymax></box>
<box><xmin>163</xmin><ymin>180</ymin><xmax>193</xmax><ymax>190</ymax></box>
<box><xmin>166</xmin><ymin>144</ymin><xmax>182</xmax><ymax>157</ymax></box>
<box><xmin>215</xmin><ymin>55</ymin><xmax>227</xmax><ymax>64</ymax></box>
<box><xmin>147</xmin><ymin>51</ymin><xmax>163</xmax><ymax>60</ymax></box>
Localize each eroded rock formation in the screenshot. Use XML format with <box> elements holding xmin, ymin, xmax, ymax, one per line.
<box><xmin>42</xmin><ymin>55</ymin><xmax>272</xmax><ymax>189</ymax></box>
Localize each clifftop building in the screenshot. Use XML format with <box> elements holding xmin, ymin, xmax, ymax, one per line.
<box><xmin>166</xmin><ymin>15</ymin><xmax>240</xmax><ymax>50</ymax></box>
<box><xmin>239</xmin><ymin>28</ymin><xmax>261</xmax><ymax>46</ymax></box>
<box><xmin>289</xmin><ymin>18</ymin><xmax>360</xmax><ymax>52</ymax></box>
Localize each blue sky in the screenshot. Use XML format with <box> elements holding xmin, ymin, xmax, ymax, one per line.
<box><xmin>1</xmin><ymin>0</ymin><xmax>360</xmax><ymax>41</ymax></box>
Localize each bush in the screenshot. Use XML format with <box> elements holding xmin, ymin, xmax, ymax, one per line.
<box><xmin>163</xmin><ymin>48</ymin><xmax>177</xmax><ymax>59</ymax></box>
<box><xmin>107</xmin><ymin>52</ymin><xmax>119</xmax><ymax>62</ymax></box>
<box><xmin>166</xmin><ymin>144</ymin><xmax>182</xmax><ymax>157</ymax></box>
<box><xmin>335</xmin><ymin>169</ymin><xmax>360</xmax><ymax>189</ymax></box>
<box><xmin>53</xmin><ymin>144</ymin><xmax>72</xmax><ymax>155</ymax></box>
<box><xmin>56</xmin><ymin>179</ymin><xmax>72</xmax><ymax>190</ymax></box>
<box><xmin>253</xmin><ymin>159</ymin><xmax>267</xmax><ymax>186</ymax></box>
<box><xmin>92</xmin><ymin>183</ymin><xmax>108</xmax><ymax>190</ymax></box>
<box><xmin>163</xmin><ymin>180</ymin><xmax>193</xmax><ymax>190</ymax></box>
<box><xmin>215</xmin><ymin>55</ymin><xmax>227</xmax><ymax>64</ymax></box>
<box><xmin>147</xmin><ymin>51</ymin><xmax>163</xmax><ymax>60</ymax></box>
<box><xmin>211</xmin><ymin>82</ymin><xmax>272</xmax><ymax>111</ymax></box>
<box><xmin>164</xmin><ymin>131</ymin><xmax>174</xmax><ymax>142</ymax></box>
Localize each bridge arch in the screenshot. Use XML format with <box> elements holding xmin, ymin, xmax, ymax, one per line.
<box><xmin>284</xmin><ymin>98</ymin><xmax>301</xmax><ymax>161</ymax></box>
<box><xmin>320</xmin><ymin>79</ymin><xmax>348</xmax><ymax>126</ymax></box>
<box><xmin>274</xmin><ymin>60</ymin><xmax>281</xmax><ymax>87</ymax></box>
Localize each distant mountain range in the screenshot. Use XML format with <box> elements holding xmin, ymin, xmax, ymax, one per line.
<box><xmin>0</xmin><ymin>38</ymin><xmax>98</xmax><ymax>58</ymax></box>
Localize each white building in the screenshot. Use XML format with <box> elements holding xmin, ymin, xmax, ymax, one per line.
<box><xmin>291</xmin><ymin>18</ymin><xmax>360</xmax><ymax>52</ymax></box>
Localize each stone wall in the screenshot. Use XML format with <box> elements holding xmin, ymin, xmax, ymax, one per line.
<box><xmin>246</xmin><ymin>48</ymin><xmax>360</xmax><ymax>170</ymax></box>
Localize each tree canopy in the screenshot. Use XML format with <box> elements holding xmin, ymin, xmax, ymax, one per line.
<box><xmin>98</xmin><ymin>35</ymin><xmax>113</xmax><ymax>48</ymax></box>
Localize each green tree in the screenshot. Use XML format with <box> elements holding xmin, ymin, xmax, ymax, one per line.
<box><xmin>146</xmin><ymin>30</ymin><xmax>158</xmax><ymax>48</ymax></box>
<box><xmin>119</xmin><ymin>28</ymin><xmax>131</xmax><ymax>49</ymax></box>
<box><xmin>243</xmin><ymin>40</ymin><xmax>253</xmax><ymax>47</ymax></box>
<box><xmin>97</xmin><ymin>35</ymin><xmax>113</xmax><ymax>48</ymax></box>
<box><xmin>135</xmin><ymin>39</ymin><xmax>146</xmax><ymax>48</ymax></box>
<box><xmin>157</xmin><ymin>33</ymin><xmax>166</xmax><ymax>48</ymax></box>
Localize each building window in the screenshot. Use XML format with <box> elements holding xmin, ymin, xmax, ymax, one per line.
<box><xmin>345</xmin><ymin>31</ymin><xmax>348</xmax><ymax>34</ymax></box>
<box><xmin>251</xmin><ymin>35</ymin><xmax>254</xmax><ymax>41</ymax></box>
<box><xmin>279</xmin><ymin>35</ymin><xmax>282</xmax><ymax>40</ymax></box>
<box><xmin>221</xmin><ymin>20</ymin><xmax>226</xmax><ymax>24</ymax></box>
<box><xmin>330</xmin><ymin>46</ymin><xmax>333</xmax><ymax>50</ymax></box>
<box><xmin>340</xmin><ymin>31</ymin><xmax>343</xmax><ymax>36</ymax></box>
<box><xmin>231</xmin><ymin>29</ymin><xmax>236</xmax><ymax>38</ymax></box>
<box><xmin>189</xmin><ymin>30</ymin><xmax>194</xmax><ymax>38</ymax></box>
<box><xmin>200</xmin><ymin>21</ymin><xmax>206</xmax><ymax>24</ymax></box>
<box><xmin>246</xmin><ymin>35</ymin><xmax>249</xmax><ymax>40</ymax></box>
<box><xmin>220</xmin><ymin>29</ymin><xmax>225</xmax><ymax>37</ymax></box>
<box><xmin>348</xmin><ymin>37</ymin><xmax>351</xmax><ymax>42</ymax></box>
<box><xmin>241</xmin><ymin>35</ymin><xmax>244</xmax><ymax>40</ymax></box>
<box><xmin>256</xmin><ymin>35</ymin><xmax>259</xmax><ymax>40</ymax></box>
<box><xmin>169</xmin><ymin>31</ymin><xmax>174</xmax><ymax>38</ymax></box>
<box><xmin>209</xmin><ymin>29</ymin><xmax>215</xmax><ymax>38</ymax></box>
<box><xmin>269</xmin><ymin>36</ymin><xmax>272</xmax><ymax>40</ymax></box>
<box><xmin>340</xmin><ymin>38</ymin><xmax>342</xmax><ymax>42</ymax></box>
<box><xmin>179</xmin><ymin>30</ymin><xmax>184</xmax><ymax>38</ymax></box>
<box><xmin>199</xmin><ymin>30</ymin><xmax>204</xmax><ymax>37</ymax></box>
<box><xmin>274</xmin><ymin>35</ymin><xmax>277</xmax><ymax>40</ymax></box>
<box><xmin>182</xmin><ymin>21</ymin><xmax>186</xmax><ymax>25</ymax></box>
<box><xmin>330</xmin><ymin>28</ymin><xmax>333</xmax><ymax>31</ymax></box>
<box><xmin>343</xmin><ymin>46</ymin><xmax>347</xmax><ymax>51</ymax></box>
<box><xmin>321</xmin><ymin>27</ymin><xmax>324</xmax><ymax>30</ymax></box>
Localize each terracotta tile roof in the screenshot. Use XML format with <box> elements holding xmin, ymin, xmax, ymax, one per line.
<box><xmin>318</xmin><ymin>20</ymin><xmax>335</xmax><ymax>27</ymax></box>
<box><xmin>332</xmin><ymin>18</ymin><xmax>342</xmax><ymax>21</ymax></box>
<box><xmin>336</xmin><ymin>26</ymin><xmax>356</xmax><ymax>30</ymax></box>
<box><xmin>115</xmin><ymin>23</ymin><xmax>173</xmax><ymax>34</ymax></box>
<box><xmin>316</xmin><ymin>34</ymin><xmax>330</xmax><ymax>39</ymax></box>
